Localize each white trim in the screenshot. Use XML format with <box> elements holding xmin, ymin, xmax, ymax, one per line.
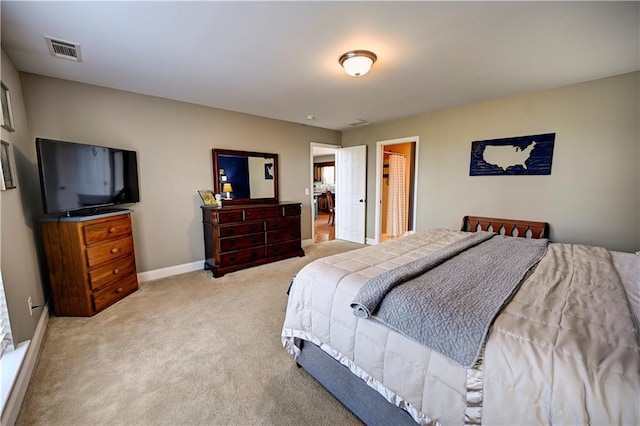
<box><xmin>374</xmin><ymin>136</ymin><xmax>420</xmax><ymax>246</ymax></box>
<box><xmin>137</xmin><ymin>260</ymin><xmax>203</xmax><ymax>283</ymax></box>
<box><xmin>138</xmin><ymin>241</ymin><xmax>318</xmax><ymax>283</ymax></box>
<box><xmin>0</xmin><ymin>343</ymin><xmax>28</xmax><ymax>419</ymax></box>
<box><xmin>1</xmin><ymin>304</ymin><xmax>49</xmax><ymax>426</ymax></box>
<box><xmin>365</xmin><ymin>237</ymin><xmax>377</xmax><ymax>245</ymax></box>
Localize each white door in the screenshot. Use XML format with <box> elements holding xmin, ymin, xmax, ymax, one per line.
<box><xmin>336</xmin><ymin>145</ymin><xmax>367</xmax><ymax>243</ymax></box>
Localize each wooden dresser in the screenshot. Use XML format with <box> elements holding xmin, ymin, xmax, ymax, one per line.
<box><xmin>202</xmin><ymin>203</ymin><xmax>304</xmax><ymax>277</ymax></box>
<box><xmin>41</xmin><ymin>210</ymin><xmax>138</xmax><ymax>316</ymax></box>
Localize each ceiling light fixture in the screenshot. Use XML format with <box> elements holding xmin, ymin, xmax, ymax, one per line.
<box><xmin>339</xmin><ymin>50</ymin><xmax>377</xmax><ymax>77</ymax></box>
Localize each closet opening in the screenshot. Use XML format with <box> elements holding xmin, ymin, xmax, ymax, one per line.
<box><xmin>374</xmin><ymin>137</ymin><xmax>419</xmax><ymax>244</ymax></box>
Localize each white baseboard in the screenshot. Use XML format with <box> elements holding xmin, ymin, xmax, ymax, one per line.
<box><xmin>366</xmin><ymin>238</ymin><xmax>378</xmax><ymax>245</ymax></box>
<box><xmin>137</xmin><ymin>260</ymin><xmax>204</xmax><ymax>283</ymax></box>
<box><xmin>1</xmin><ymin>304</ymin><xmax>49</xmax><ymax>426</ymax></box>
<box><xmin>138</xmin><ymin>241</ymin><xmax>320</xmax><ymax>283</ymax></box>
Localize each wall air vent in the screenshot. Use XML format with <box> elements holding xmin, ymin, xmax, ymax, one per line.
<box><xmin>347</xmin><ymin>119</ymin><xmax>371</xmax><ymax>128</ymax></box>
<box><xmin>45</xmin><ymin>36</ymin><xmax>83</xmax><ymax>62</ymax></box>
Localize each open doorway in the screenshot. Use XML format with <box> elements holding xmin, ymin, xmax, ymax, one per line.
<box><xmin>374</xmin><ymin>137</ymin><xmax>419</xmax><ymax>244</ymax></box>
<box><xmin>310</xmin><ymin>143</ymin><xmax>337</xmax><ymax>243</ymax></box>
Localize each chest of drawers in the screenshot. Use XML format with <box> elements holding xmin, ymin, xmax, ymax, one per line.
<box><xmin>41</xmin><ymin>210</ymin><xmax>139</xmax><ymax>316</ymax></box>
<box><xmin>202</xmin><ymin>203</ymin><xmax>304</xmax><ymax>277</ymax></box>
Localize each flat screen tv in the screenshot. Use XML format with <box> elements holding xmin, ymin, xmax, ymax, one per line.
<box><xmin>36</xmin><ymin>138</ymin><xmax>140</xmax><ymax>215</ymax></box>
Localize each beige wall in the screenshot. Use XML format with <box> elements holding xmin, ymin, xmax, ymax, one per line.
<box><xmin>20</xmin><ymin>73</ymin><xmax>341</xmax><ymax>273</ymax></box>
<box><xmin>1</xmin><ymin>50</ymin><xmax>45</xmax><ymax>343</ymax></box>
<box><xmin>343</xmin><ymin>72</ymin><xmax>640</xmax><ymax>253</ymax></box>
<box><xmin>6</xmin><ymin>66</ymin><xmax>639</xmax><ymax>346</ymax></box>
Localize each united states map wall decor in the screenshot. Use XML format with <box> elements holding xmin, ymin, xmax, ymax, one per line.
<box><xmin>469</xmin><ymin>133</ymin><xmax>555</xmax><ymax>176</ymax></box>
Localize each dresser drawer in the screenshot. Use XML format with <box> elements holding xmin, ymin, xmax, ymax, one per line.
<box><xmin>265</xmin><ymin>217</ymin><xmax>299</xmax><ymax>231</ymax></box>
<box><xmin>283</xmin><ymin>204</ymin><xmax>302</xmax><ymax>217</ymax></box>
<box><xmin>92</xmin><ymin>273</ymin><xmax>138</xmax><ymax>312</ymax></box>
<box><xmin>266</xmin><ymin>228</ymin><xmax>300</xmax><ymax>244</ymax></box>
<box><xmin>88</xmin><ymin>256</ymin><xmax>136</xmax><ymax>291</ymax></box>
<box><xmin>244</xmin><ymin>207</ymin><xmax>281</xmax><ymax>221</ymax></box>
<box><xmin>266</xmin><ymin>240</ymin><xmax>302</xmax><ymax>257</ymax></box>
<box><xmin>216</xmin><ymin>210</ymin><xmax>244</xmax><ymax>224</ymax></box>
<box><xmin>85</xmin><ymin>236</ymin><xmax>134</xmax><ymax>268</ymax></box>
<box><xmin>220</xmin><ymin>233</ymin><xmax>265</xmax><ymax>252</ymax></box>
<box><xmin>219</xmin><ymin>221</ymin><xmax>264</xmax><ymax>238</ymax></box>
<box><xmin>84</xmin><ymin>216</ymin><xmax>132</xmax><ymax>245</ymax></box>
<box><xmin>220</xmin><ymin>247</ymin><xmax>264</xmax><ymax>267</ymax></box>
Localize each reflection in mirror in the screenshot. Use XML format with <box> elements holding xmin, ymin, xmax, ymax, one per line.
<box><xmin>248</xmin><ymin>156</ymin><xmax>275</xmax><ymax>198</ymax></box>
<box><xmin>212</xmin><ymin>149</ymin><xmax>279</xmax><ymax>205</ymax></box>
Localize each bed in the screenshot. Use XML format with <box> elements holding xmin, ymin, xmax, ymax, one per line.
<box><xmin>281</xmin><ymin>216</ymin><xmax>640</xmax><ymax>425</ymax></box>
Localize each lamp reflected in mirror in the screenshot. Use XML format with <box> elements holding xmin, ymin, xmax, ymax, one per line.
<box><xmin>222</xmin><ymin>183</ymin><xmax>233</xmax><ymax>199</ymax></box>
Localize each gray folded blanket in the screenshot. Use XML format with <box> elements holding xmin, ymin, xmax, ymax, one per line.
<box><xmin>351</xmin><ymin>233</ymin><xmax>548</xmax><ymax>367</ymax></box>
<box><xmin>351</xmin><ymin>231</ymin><xmax>495</xmax><ymax>318</ymax></box>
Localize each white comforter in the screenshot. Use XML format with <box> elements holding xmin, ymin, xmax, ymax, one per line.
<box><xmin>281</xmin><ymin>229</ymin><xmax>640</xmax><ymax>425</ymax></box>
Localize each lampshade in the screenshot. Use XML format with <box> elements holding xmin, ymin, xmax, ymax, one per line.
<box><xmin>222</xmin><ymin>183</ymin><xmax>233</xmax><ymax>200</ymax></box>
<box><xmin>339</xmin><ymin>50</ymin><xmax>377</xmax><ymax>77</ymax></box>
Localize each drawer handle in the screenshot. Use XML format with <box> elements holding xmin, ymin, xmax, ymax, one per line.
<box><xmin>108</xmin><ymin>227</ymin><xmax>116</xmax><ymax>233</ymax></box>
<box><xmin>116</xmin><ymin>287</ymin><xmax>123</xmax><ymax>294</ymax></box>
<box><xmin>113</xmin><ymin>268</ymin><xmax>120</xmax><ymax>274</ymax></box>
<box><xmin>111</xmin><ymin>248</ymin><xmax>119</xmax><ymax>254</ymax></box>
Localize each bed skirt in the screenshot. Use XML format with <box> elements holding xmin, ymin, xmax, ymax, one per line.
<box><xmin>296</xmin><ymin>340</ymin><xmax>418</xmax><ymax>426</ymax></box>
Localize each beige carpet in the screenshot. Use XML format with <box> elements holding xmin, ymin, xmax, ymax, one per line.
<box><xmin>17</xmin><ymin>240</ymin><xmax>365</xmax><ymax>425</ymax></box>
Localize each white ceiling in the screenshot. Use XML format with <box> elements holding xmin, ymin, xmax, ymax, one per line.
<box><xmin>1</xmin><ymin>1</ymin><xmax>638</xmax><ymax>131</ymax></box>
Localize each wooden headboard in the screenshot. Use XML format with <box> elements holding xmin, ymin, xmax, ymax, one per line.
<box><xmin>461</xmin><ymin>216</ymin><xmax>549</xmax><ymax>239</ymax></box>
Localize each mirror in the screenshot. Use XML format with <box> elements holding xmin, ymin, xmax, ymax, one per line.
<box><xmin>212</xmin><ymin>148</ymin><xmax>279</xmax><ymax>205</ymax></box>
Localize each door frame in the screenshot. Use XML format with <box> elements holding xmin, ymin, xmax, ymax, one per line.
<box><xmin>310</xmin><ymin>142</ymin><xmax>339</xmax><ymax>244</ymax></box>
<box><xmin>373</xmin><ymin>136</ymin><xmax>419</xmax><ymax>245</ymax></box>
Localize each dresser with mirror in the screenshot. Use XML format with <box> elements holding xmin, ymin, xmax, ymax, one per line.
<box><xmin>202</xmin><ymin>149</ymin><xmax>304</xmax><ymax>277</ymax></box>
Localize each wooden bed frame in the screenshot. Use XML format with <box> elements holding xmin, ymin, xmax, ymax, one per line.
<box><xmin>461</xmin><ymin>215</ymin><xmax>549</xmax><ymax>239</ymax></box>
<box><xmin>296</xmin><ymin>216</ymin><xmax>550</xmax><ymax>425</ymax></box>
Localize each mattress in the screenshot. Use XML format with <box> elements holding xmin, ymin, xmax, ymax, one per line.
<box><xmin>281</xmin><ymin>229</ymin><xmax>640</xmax><ymax>425</ymax></box>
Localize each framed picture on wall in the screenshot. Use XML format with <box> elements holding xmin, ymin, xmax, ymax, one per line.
<box><xmin>1</xmin><ymin>140</ymin><xmax>16</xmax><ymax>190</ymax></box>
<box><xmin>0</xmin><ymin>82</ymin><xmax>15</xmax><ymax>132</ymax></box>
<box><xmin>469</xmin><ymin>133</ymin><xmax>555</xmax><ymax>176</ymax></box>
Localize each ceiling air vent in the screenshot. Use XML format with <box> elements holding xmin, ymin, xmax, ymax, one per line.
<box><xmin>347</xmin><ymin>119</ymin><xmax>371</xmax><ymax>128</ymax></box>
<box><xmin>45</xmin><ymin>36</ymin><xmax>83</xmax><ymax>62</ymax></box>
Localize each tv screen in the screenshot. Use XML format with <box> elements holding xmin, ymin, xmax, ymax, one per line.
<box><xmin>36</xmin><ymin>138</ymin><xmax>140</xmax><ymax>215</ymax></box>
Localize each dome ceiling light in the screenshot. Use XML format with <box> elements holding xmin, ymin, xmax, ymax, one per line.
<box><xmin>339</xmin><ymin>50</ymin><xmax>377</xmax><ymax>77</ymax></box>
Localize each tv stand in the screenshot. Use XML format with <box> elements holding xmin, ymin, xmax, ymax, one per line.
<box><xmin>40</xmin><ymin>209</ymin><xmax>138</xmax><ymax>316</ymax></box>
